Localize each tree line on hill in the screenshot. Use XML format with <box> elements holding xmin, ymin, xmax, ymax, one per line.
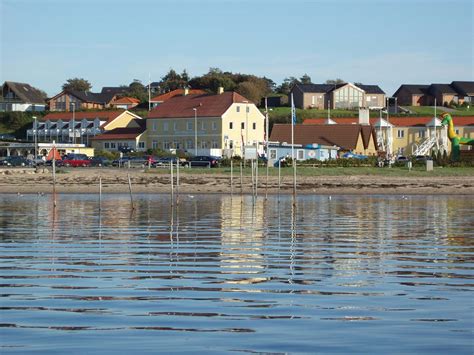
<box><xmin>61</xmin><ymin>70</ymin><xmax>346</xmax><ymax>107</ymax></box>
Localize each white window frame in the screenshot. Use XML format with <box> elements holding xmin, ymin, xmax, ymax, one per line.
<box><xmin>212</xmin><ymin>121</ymin><xmax>217</xmax><ymax>130</ymax></box>
<box><xmin>163</xmin><ymin>122</ymin><xmax>169</xmax><ymax>132</ymax></box>
<box><xmin>397</xmin><ymin>129</ymin><xmax>405</xmax><ymax>138</ymax></box>
<box><xmin>187</xmin><ymin>121</ymin><xmax>193</xmax><ymax>131</ymax></box>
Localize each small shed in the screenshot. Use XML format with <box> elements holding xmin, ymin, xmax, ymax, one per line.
<box><xmin>267</xmin><ymin>143</ymin><xmax>339</xmax><ymax>166</ymax></box>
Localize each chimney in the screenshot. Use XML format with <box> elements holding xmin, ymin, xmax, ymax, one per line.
<box><xmin>358</xmin><ymin>108</ymin><xmax>370</xmax><ymax>125</ymax></box>
<box><xmin>217</xmin><ymin>86</ymin><xmax>224</xmax><ymax>95</ymax></box>
<box><xmin>184</xmin><ymin>87</ymin><xmax>189</xmax><ymax>96</ymax></box>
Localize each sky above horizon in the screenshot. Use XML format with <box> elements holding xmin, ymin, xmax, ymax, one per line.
<box><xmin>1</xmin><ymin>0</ymin><xmax>473</xmax><ymax>97</ymax></box>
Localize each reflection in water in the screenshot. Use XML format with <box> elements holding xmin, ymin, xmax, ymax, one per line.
<box><xmin>0</xmin><ymin>194</ymin><xmax>473</xmax><ymax>353</ymax></box>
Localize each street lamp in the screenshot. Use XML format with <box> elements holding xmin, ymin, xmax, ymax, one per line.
<box><xmin>193</xmin><ymin>107</ymin><xmax>197</xmax><ymax>156</ymax></box>
<box><xmin>33</xmin><ymin>116</ymin><xmax>37</xmax><ymax>159</ymax></box>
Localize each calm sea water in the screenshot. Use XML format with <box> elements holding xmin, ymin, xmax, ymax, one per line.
<box><xmin>0</xmin><ymin>193</ymin><xmax>473</xmax><ymax>354</ymax></box>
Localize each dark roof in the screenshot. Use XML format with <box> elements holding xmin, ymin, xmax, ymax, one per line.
<box><xmin>428</xmin><ymin>84</ymin><xmax>458</xmax><ymax>95</ymax></box>
<box><xmin>294</xmin><ymin>82</ymin><xmax>384</xmax><ymax>94</ymax></box>
<box><xmin>2</xmin><ymin>81</ymin><xmax>46</xmax><ymax>104</ymax></box>
<box><xmin>53</xmin><ymin>90</ymin><xmax>117</xmax><ymax>104</ymax></box>
<box><xmin>147</xmin><ymin>91</ymin><xmax>251</xmax><ymax>119</ymax></box>
<box><xmin>90</xmin><ymin>123</ymin><xmax>145</xmax><ymax>141</ymax></box>
<box><xmin>393</xmin><ymin>84</ymin><xmax>430</xmax><ymax>96</ymax></box>
<box><xmin>101</xmin><ymin>87</ymin><xmax>129</xmax><ymax>95</ymax></box>
<box><xmin>451</xmin><ymin>81</ymin><xmax>474</xmax><ymax>96</ymax></box>
<box><xmin>357</xmin><ymin>84</ymin><xmax>385</xmax><ymax>94</ymax></box>
<box><xmin>270</xmin><ymin>124</ymin><xmax>376</xmax><ymax>151</ymax></box>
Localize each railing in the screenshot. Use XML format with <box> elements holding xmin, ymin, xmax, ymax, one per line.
<box><xmin>413</xmin><ymin>136</ymin><xmax>437</xmax><ymax>156</ymax></box>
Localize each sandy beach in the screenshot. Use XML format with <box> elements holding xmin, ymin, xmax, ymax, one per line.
<box><xmin>0</xmin><ymin>167</ymin><xmax>473</xmax><ymax>195</ymax></box>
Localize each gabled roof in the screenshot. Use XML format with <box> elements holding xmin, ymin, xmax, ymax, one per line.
<box><xmin>90</xmin><ymin>120</ymin><xmax>146</xmax><ymax>140</ymax></box>
<box><xmin>147</xmin><ymin>91</ymin><xmax>250</xmax><ymax>119</ymax></box>
<box><xmin>393</xmin><ymin>84</ymin><xmax>430</xmax><ymax>96</ymax></box>
<box><xmin>112</xmin><ymin>96</ymin><xmax>140</xmax><ymax>105</ymax></box>
<box><xmin>428</xmin><ymin>84</ymin><xmax>458</xmax><ymax>95</ymax></box>
<box><xmin>41</xmin><ymin>110</ymin><xmax>130</xmax><ymax>128</ymax></box>
<box><xmin>49</xmin><ymin>90</ymin><xmax>116</xmax><ymax>104</ymax></box>
<box><xmin>270</xmin><ymin>124</ymin><xmax>376</xmax><ymax>151</ymax></box>
<box><xmin>150</xmin><ymin>89</ymin><xmax>206</xmax><ymax>103</ymax></box>
<box><xmin>2</xmin><ymin>81</ymin><xmax>46</xmax><ymax>104</ymax></box>
<box><xmin>450</xmin><ymin>81</ymin><xmax>474</xmax><ymax>96</ymax></box>
<box><xmin>357</xmin><ymin>84</ymin><xmax>385</xmax><ymax>94</ymax></box>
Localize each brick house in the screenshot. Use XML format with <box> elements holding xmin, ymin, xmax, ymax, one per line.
<box><xmin>48</xmin><ymin>89</ymin><xmax>117</xmax><ymax>111</ymax></box>
<box><xmin>393</xmin><ymin>81</ymin><xmax>474</xmax><ymax>106</ymax></box>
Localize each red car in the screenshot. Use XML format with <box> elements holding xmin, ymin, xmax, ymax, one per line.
<box><xmin>59</xmin><ymin>153</ymin><xmax>91</xmax><ymax>167</ymax></box>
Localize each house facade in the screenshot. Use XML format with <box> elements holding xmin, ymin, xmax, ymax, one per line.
<box><xmin>393</xmin><ymin>81</ymin><xmax>474</xmax><ymax>106</ymax></box>
<box><xmin>111</xmin><ymin>97</ymin><xmax>140</xmax><ymax>109</ymax></box>
<box><xmin>290</xmin><ymin>83</ymin><xmax>385</xmax><ymax>110</ymax></box>
<box><xmin>0</xmin><ymin>81</ymin><xmax>46</xmax><ymax>112</ymax></box>
<box><xmin>26</xmin><ymin>110</ymin><xmax>143</xmax><ymax>146</ymax></box>
<box><xmin>90</xmin><ymin>120</ymin><xmax>147</xmax><ymax>152</ymax></box>
<box><xmin>147</xmin><ymin>91</ymin><xmax>265</xmax><ymax>157</ymax></box>
<box><xmin>48</xmin><ymin>90</ymin><xmax>117</xmax><ymax>111</ymax></box>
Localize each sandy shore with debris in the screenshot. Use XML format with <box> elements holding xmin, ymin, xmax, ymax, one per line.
<box><xmin>1</xmin><ymin>167</ymin><xmax>473</xmax><ymax>195</ymax></box>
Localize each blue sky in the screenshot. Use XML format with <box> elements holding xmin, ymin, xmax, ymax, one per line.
<box><xmin>1</xmin><ymin>0</ymin><xmax>473</xmax><ymax>97</ymax></box>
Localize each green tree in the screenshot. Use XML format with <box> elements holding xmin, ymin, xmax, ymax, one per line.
<box><xmin>159</xmin><ymin>69</ymin><xmax>189</xmax><ymax>92</ymax></box>
<box><xmin>325</xmin><ymin>78</ymin><xmax>345</xmax><ymax>85</ymax></box>
<box><xmin>126</xmin><ymin>80</ymin><xmax>147</xmax><ymax>102</ymax></box>
<box><xmin>300</xmin><ymin>74</ymin><xmax>312</xmax><ymax>84</ymax></box>
<box><xmin>62</xmin><ymin>78</ymin><xmax>92</xmax><ymax>91</ymax></box>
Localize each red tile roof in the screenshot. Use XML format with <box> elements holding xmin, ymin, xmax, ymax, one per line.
<box><xmin>150</xmin><ymin>89</ymin><xmax>206</xmax><ymax>102</ymax></box>
<box><xmin>112</xmin><ymin>96</ymin><xmax>140</xmax><ymax>105</ymax></box>
<box><xmin>304</xmin><ymin>116</ymin><xmax>474</xmax><ymax>127</ymax></box>
<box><xmin>270</xmin><ymin>124</ymin><xmax>377</xmax><ymax>151</ymax></box>
<box><xmin>90</xmin><ymin>126</ymin><xmax>145</xmax><ymax>140</ymax></box>
<box><xmin>42</xmin><ymin>110</ymin><xmax>127</xmax><ymax>128</ymax></box>
<box><xmin>147</xmin><ymin>91</ymin><xmax>250</xmax><ymax>119</ymax></box>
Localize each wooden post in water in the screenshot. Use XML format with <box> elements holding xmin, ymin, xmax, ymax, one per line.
<box><xmin>255</xmin><ymin>158</ymin><xmax>258</xmax><ymax>199</ymax></box>
<box><xmin>99</xmin><ymin>176</ymin><xmax>102</xmax><ymax>211</ymax></box>
<box><xmin>170</xmin><ymin>160</ymin><xmax>174</xmax><ymax>206</ymax></box>
<box><xmin>251</xmin><ymin>160</ymin><xmax>254</xmax><ymax>201</ymax></box>
<box><xmin>230</xmin><ymin>159</ymin><xmax>233</xmax><ymax>196</ymax></box>
<box><xmin>127</xmin><ymin>173</ymin><xmax>135</xmax><ymax>210</ymax></box>
<box><xmin>240</xmin><ymin>162</ymin><xmax>243</xmax><ymax>198</ymax></box>
<box><xmin>176</xmin><ymin>160</ymin><xmax>180</xmax><ymax>205</ymax></box>
<box><xmin>278</xmin><ymin>159</ymin><xmax>281</xmax><ymax>204</ymax></box>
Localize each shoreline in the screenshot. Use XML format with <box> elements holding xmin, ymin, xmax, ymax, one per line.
<box><xmin>1</xmin><ymin>167</ymin><xmax>473</xmax><ymax>195</ymax></box>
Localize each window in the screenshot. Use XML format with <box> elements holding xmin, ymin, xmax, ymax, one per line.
<box><xmin>201</xmin><ymin>141</ymin><xmax>208</xmax><ymax>149</ymax></box>
<box><xmin>246</xmin><ymin>106</ymin><xmax>250</xmax><ymax>113</ymax></box>
<box><xmin>236</xmin><ymin>106</ymin><xmax>240</xmax><ymax>112</ymax></box>
<box><xmin>297</xmin><ymin>150</ymin><xmax>304</xmax><ymax>160</ymax></box>
<box><xmin>418</xmin><ymin>130</ymin><xmax>426</xmax><ymax>138</ymax></box>
<box><xmin>201</xmin><ymin>121</ymin><xmax>206</xmax><ymax>130</ymax></box>
<box><xmin>252</xmin><ymin>122</ymin><xmax>256</xmax><ymax>130</ymax></box>
<box><xmin>241</xmin><ymin>122</ymin><xmax>245</xmax><ymax>129</ymax></box>
<box><xmin>229</xmin><ymin>140</ymin><xmax>234</xmax><ymax>149</ymax></box>
<box><xmin>138</xmin><ymin>142</ymin><xmax>145</xmax><ymax>149</ymax></box>
<box><xmin>110</xmin><ymin>142</ymin><xmax>116</xmax><ymax>149</ymax></box>
<box><xmin>397</xmin><ymin>129</ymin><xmax>405</xmax><ymax>138</ymax></box>
<box><xmin>173</xmin><ymin>122</ymin><xmax>178</xmax><ymax>131</ymax></box>
<box><xmin>455</xmin><ymin>129</ymin><xmax>460</xmax><ymax>135</ymax></box>
<box><xmin>163</xmin><ymin>122</ymin><xmax>169</xmax><ymax>132</ymax></box>
<box><xmin>212</xmin><ymin>121</ymin><xmax>217</xmax><ymax>130</ymax></box>
<box><xmin>164</xmin><ymin>142</ymin><xmax>170</xmax><ymax>150</ymax></box>
<box><xmin>152</xmin><ymin>140</ymin><xmax>158</xmax><ymax>149</ymax></box>
<box><xmin>187</xmin><ymin>121</ymin><xmax>193</xmax><ymax>130</ymax></box>
<box><xmin>186</xmin><ymin>140</ymin><xmax>193</xmax><ymax>149</ymax></box>
<box><xmin>152</xmin><ymin>121</ymin><xmax>157</xmax><ymax>131</ymax></box>
<box><xmin>312</xmin><ymin>96</ymin><xmax>316</xmax><ymax>105</ymax></box>
<box><xmin>229</xmin><ymin>122</ymin><xmax>233</xmax><ymax>129</ymax></box>
<box><xmin>212</xmin><ymin>141</ymin><xmax>218</xmax><ymax>148</ymax></box>
<box><xmin>270</xmin><ymin>149</ymin><xmax>277</xmax><ymax>159</ymax></box>
<box><xmin>104</xmin><ymin>142</ymin><xmax>110</xmax><ymax>148</ymax></box>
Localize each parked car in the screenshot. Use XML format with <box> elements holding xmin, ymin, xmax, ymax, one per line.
<box><xmin>186</xmin><ymin>156</ymin><xmax>220</xmax><ymax>168</ymax></box>
<box><xmin>396</xmin><ymin>155</ymin><xmax>409</xmax><ymax>163</ymax></box>
<box><xmin>152</xmin><ymin>156</ymin><xmax>185</xmax><ymax>168</ymax></box>
<box><xmin>90</xmin><ymin>157</ymin><xmax>111</xmax><ymax>167</ymax></box>
<box><xmin>113</xmin><ymin>156</ymin><xmax>156</xmax><ymax>168</ymax></box>
<box><xmin>415</xmin><ymin>155</ymin><xmax>432</xmax><ymax>162</ymax></box>
<box><xmin>59</xmin><ymin>153</ymin><xmax>91</xmax><ymax>167</ymax></box>
<box><xmin>0</xmin><ymin>156</ymin><xmax>33</xmax><ymax>167</ymax></box>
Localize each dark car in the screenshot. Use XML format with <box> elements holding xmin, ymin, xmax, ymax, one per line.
<box><xmin>59</xmin><ymin>153</ymin><xmax>91</xmax><ymax>167</ymax></box>
<box><xmin>0</xmin><ymin>156</ymin><xmax>32</xmax><ymax>167</ymax></box>
<box><xmin>186</xmin><ymin>156</ymin><xmax>220</xmax><ymax>168</ymax></box>
<box><xmin>113</xmin><ymin>156</ymin><xmax>155</xmax><ymax>168</ymax></box>
<box><xmin>415</xmin><ymin>155</ymin><xmax>432</xmax><ymax>162</ymax></box>
<box><xmin>152</xmin><ymin>156</ymin><xmax>189</xmax><ymax>168</ymax></box>
<box><xmin>396</xmin><ymin>156</ymin><xmax>409</xmax><ymax>163</ymax></box>
<box><xmin>90</xmin><ymin>157</ymin><xmax>111</xmax><ymax>167</ymax></box>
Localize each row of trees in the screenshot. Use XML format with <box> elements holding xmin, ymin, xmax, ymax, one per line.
<box><xmin>62</xmin><ymin>71</ymin><xmax>347</xmax><ymax>106</ymax></box>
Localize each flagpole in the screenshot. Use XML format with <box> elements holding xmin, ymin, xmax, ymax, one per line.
<box><xmin>291</xmin><ymin>93</ymin><xmax>296</xmax><ymax>205</ymax></box>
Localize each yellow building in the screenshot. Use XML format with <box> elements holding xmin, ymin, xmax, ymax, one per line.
<box><xmin>90</xmin><ymin>119</ymin><xmax>147</xmax><ymax>152</ymax></box>
<box><xmin>303</xmin><ymin>116</ymin><xmax>474</xmax><ymax>157</ymax></box>
<box><xmin>146</xmin><ymin>90</ymin><xmax>265</xmax><ymax>157</ymax></box>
